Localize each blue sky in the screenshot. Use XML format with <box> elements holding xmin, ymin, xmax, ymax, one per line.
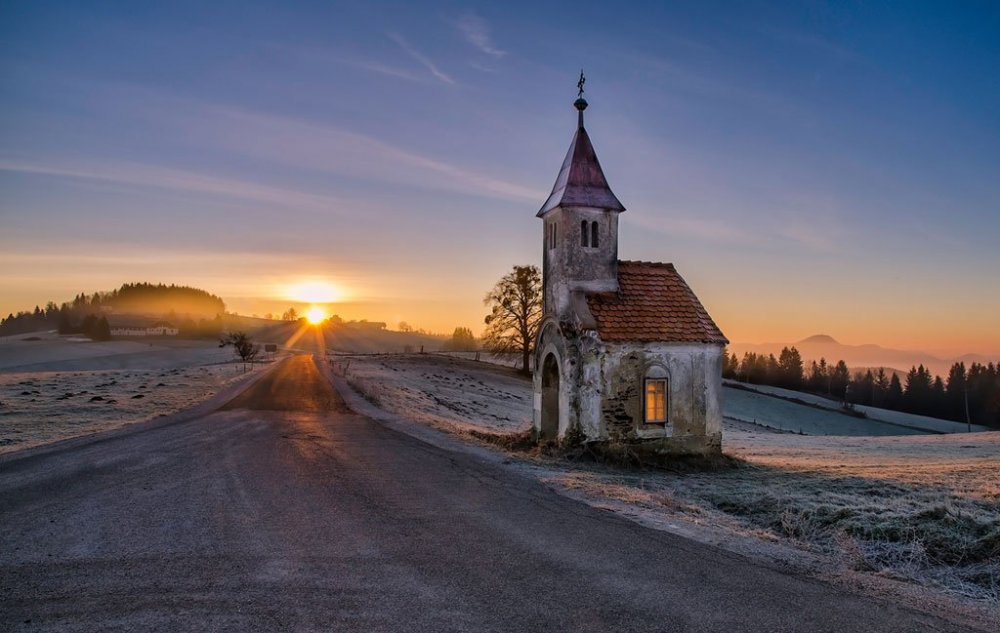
<box><xmin>1</xmin><ymin>1</ymin><xmax>998</xmax><ymax>354</ymax></box>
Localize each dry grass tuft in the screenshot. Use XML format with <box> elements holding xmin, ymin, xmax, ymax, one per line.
<box><xmin>466</xmin><ymin>428</ymin><xmax>537</xmax><ymax>451</ymax></box>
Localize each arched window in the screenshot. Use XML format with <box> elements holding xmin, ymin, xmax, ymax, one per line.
<box><xmin>644</xmin><ymin>366</ymin><xmax>669</xmax><ymax>424</ymax></box>
<box><xmin>581</xmin><ymin>220</ymin><xmax>589</xmax><ymax>247</ymax></box>
<box><xmin>591</xmin><ymin>221</ymin><xmax>599</xmax><ymax>248</ymax></box>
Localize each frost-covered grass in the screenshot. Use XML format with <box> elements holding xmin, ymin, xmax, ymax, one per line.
<box><xmin>338</xmin><ymin>353</ymin><xmax>1000</xmax><ymax>610</ymax></box>
<box><xmin>332</xmin><ymin>353</ymin><xmax>532</xmax><ymax>434</ymax></box>
<box><xmin>548</xmin><ymin>442</ymin><xmax>1000</xmax><ymax>601</ymax></box>
<box><xmin>724</xmin><ymin>380</ymin><xmax>992</xmax><ymax>434</ymax></box>
<box><xmin>723</xmin><ymin>385</ymin><xmax>929</xmax><ymax>436</ymax></box>
<box><xmin>0</xmin><ymin>336</ymin><xmax>270</xmax><ymax>453</ymax></box>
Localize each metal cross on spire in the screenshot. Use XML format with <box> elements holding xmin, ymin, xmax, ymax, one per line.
<box><xmin>577</xmin><ymin>70</ymin><xmax>586</xmax><ymax>97</ymax></box>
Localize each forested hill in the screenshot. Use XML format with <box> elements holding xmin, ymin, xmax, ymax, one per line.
<box><xmin>97</xmin><ymin>283</ymin><xmax>225</xmax><ymax>316</ymax></box>
<box><xmin>1</xmin><ymin>282</ymin><xmax>226</xmax><ymax>336</ymax></box>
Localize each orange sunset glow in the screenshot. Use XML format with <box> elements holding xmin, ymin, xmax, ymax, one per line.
<box><xmin>285</xmin><ymin>280</ymin><xmax>344</xmax><ymax>305</ymax></box>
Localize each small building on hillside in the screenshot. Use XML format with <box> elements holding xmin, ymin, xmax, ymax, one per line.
<box><xmin>110</xmin><ymin>320</ymin><xmax>179</xmax><ymax>337</ymax></box>
<box><xmin>532</xmin><ymin>85</ymin><xmax>728</xmax><ymax>455</ymax></box>
<box><xmin>148</xmin><ymin>321</ymin><xmax>179</xmax><ymax>336</ymax></box>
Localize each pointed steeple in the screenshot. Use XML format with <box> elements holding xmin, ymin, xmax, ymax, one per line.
<box><xmin>537</xmin><ymin>81</ymin><xmax>625</xmax><ymax>217</ymax></box>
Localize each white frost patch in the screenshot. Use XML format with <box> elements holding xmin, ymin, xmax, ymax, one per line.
<box><xmin>723</xmin><ymin>386</ymin><xmax>928</xmax><ymax>436</ymax></box>
<box><xmin>331</xmin><ymin>353</ymin><xmax>532</xmax><ymax>434</ymax></box>
<box><xmin>724</xmin><ymin>380</ymin><xmax>991</xmax><ymax>434</ymax></box>
<box><xmin>0</xmin><ymin>337</ymin><xmax>271</xmax><ymax>453</ymax></box>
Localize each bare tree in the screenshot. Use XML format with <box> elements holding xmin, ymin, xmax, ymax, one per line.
<box><xmin>220</xmin><ymin>331</ymin><xmax>260</xmax><ymax>371</ymax></box>
<box><xmin>482</xmin><ymin>265</ymin><xmax>542</xmax><ymax>375</ymax></box>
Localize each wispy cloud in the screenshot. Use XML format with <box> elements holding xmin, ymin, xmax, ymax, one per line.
<box><xmin>180</xmin><ymin>106</ymin><xmax>543</xmax><ymax>203</ymax></box>
<box><xmin>387</xmin><ymin>32</ymin><xmax>455</xmax><ymax>85</ymax></box>
<box><xmin>265</xmin><ymin>43</ymin><xmax>430</xmax><ymax>84</ymax></box>
<box><xmin>0</xmin><ymin>157</ymin><xmax>356</xmax><ymax>213</ymax></box>
<box><xmin>335</xmin><ymin>57</ymin><xmax>428</xmax><ymax>83</ymax></box>
<box><xmin>5</xmin><ymin>85</ymin><xmax>544</xmax><ymax>205</ymax></box>
<box><xmin>467</xmin><ymin>61</ymin><xmax>498</xmax><ymax>73</ymax></box>
<box><xmin>454</xmin><ymin>14</ymin><xmax>506</xmax><ymax>58</ymax></box>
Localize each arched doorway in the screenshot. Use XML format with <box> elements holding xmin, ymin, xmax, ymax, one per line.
<box><xmin>540</xmin><ymin>353</ymin><xmax>560</xmax><ymax>439</ymax></box>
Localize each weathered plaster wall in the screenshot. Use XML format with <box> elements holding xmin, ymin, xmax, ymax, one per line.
<box><xmin>597</xmin><ymin>342</ymin><xmax>723</xmax><ymax>453</ymax></box>
<box><xmin>533</xmin><ymin>328</ymin><xmax>725</xmax><ymax>455</ymax></box>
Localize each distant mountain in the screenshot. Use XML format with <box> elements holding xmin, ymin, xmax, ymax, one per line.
<box><xmin>729</xmin><ymin>335</ymin><xmax>996</xmax><ymax>380</ymax></box>
<box><xmin>797</xmin><ymin>334</ymin><xmax>838</xmax><ymax>345</ymax></box>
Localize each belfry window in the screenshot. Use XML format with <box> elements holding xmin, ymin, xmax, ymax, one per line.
<box><xmin>591</xmin><ymin>221</ymin><xmax>599</xmax><ymax>248</ymax></box>
<box><xmin>581</xmin><ymin>220</ymin><xmax>589</xmax><ymax>247</ymax></box>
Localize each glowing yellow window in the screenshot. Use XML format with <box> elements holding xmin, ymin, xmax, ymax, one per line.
<box><xmin>645</xmin><ymin>379</ymin><xmax>667</xmax><ymax>423</ymax></box>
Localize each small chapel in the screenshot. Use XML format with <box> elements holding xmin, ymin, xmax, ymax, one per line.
<box><xmin>532</xmin><ymin>81</ymin><xmax>728</xmax><ymax>455</ymax></box>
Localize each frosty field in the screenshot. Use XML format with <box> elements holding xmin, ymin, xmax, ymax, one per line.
<box><xmin>722</xmin><ymin>385</ymin><xmax>929</xmax><ymax>436</ymax></box>
<box><xmin>0</xmin><ymin>333</ymin><xmax>268</xmax><ymax>453</ymax></box>
<box><xmin>336</xmin><ymin>353</ymin><xmax>1000</xmax><ymax>624</ymax></box>
<box><xmin>724</xmin><ymin>379</ymin><xmax>992</xmax><ymax>434</ymax></box>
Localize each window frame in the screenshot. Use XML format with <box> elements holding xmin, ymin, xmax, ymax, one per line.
<box><xmin>591</xmin><ymin>221</ymin><xmax>599</xmax><ymax>248</ymax></box>
<box><xmin>644</xmin><ymin>377</ymin><xmax>668</xmax><ymax>425</ymax></box>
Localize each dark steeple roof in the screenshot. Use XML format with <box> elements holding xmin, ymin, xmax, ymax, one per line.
<box><xmin>537</xmin><ymin>97</ymin><xmax>625</xmax><ymax>217</ymax></box>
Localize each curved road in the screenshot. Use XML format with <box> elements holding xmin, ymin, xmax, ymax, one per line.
<box><xmin>0</xmin><ymin>355</ymin><xmax>977</xmax><ymax>631</ymax></box>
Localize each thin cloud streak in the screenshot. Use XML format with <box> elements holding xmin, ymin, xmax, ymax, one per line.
<box><xmin>271</xmin><ymin>43</ymin><xmax>431</xmax><ymax>84</ymax></box>
<box><xmin>454</xmin><ymin>14</ymin><xmax>506</xmax><ymax>58</ymax></box>
<box><xmin>0</xmin><ymin>158</ymin><xmax>355</xmax><ymax>213</ymax></box>
<box><xmin>336</xmin><ymin>58</ymin><xmax>429</xmax><ymax>83</ymax></box>
<box><xmin>387</xmin><ymin>32</ymin><xmax>455</xmax><ymax>84</ymax></box>
<box><xmin>189</xmin><ymin>106</ymin><xmax>544</xmax><ymax>203</ymax></box>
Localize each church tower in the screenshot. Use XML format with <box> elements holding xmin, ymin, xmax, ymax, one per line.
<box><xmin>537</xmin><ymin>77</ymin><xmax>625</xmax><ymax>324</ymax></box>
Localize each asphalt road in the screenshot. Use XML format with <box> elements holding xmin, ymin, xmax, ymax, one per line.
<box><xmin>0</xmin><ymin>355</ymin><xmax>978</xmax><ymax>632</ymax></box>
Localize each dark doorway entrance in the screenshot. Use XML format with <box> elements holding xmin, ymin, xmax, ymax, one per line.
<box><xmin>540</xmin><ymin>353</ymin><xmax>560</xmax><ymax>439</ymax></box>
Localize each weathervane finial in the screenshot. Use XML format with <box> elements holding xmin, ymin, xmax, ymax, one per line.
<box><xmin>573</xmin><ymin>70</ymin><xmax>588</xmax><ymax>128</ymax></box>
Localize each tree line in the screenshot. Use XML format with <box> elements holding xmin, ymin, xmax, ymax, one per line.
<box><xmin>0</xmin><ymin>302</ymin><xmax>113</xmax><ymax>339</ymax></box>
<box><xmin>1</xmin><ymin>283</ymin><xmax>226</xmax><ymax>339</ymax></box>
<box><xmin>723</xmin><ymin>347</ymin><xmax>1000</xmax><ymax>427</ymax></box>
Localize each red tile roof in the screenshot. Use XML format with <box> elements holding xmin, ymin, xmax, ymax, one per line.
<box><xmin>585</xmin><ymin>261</ymin><xmax>728</xmax><ymax>344</ymax></box>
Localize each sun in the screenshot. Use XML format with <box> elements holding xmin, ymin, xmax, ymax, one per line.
<box><xmin>305</xmin><ymin>306</ymin><xmax>327</xmax><ymax>325</ymax></box>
